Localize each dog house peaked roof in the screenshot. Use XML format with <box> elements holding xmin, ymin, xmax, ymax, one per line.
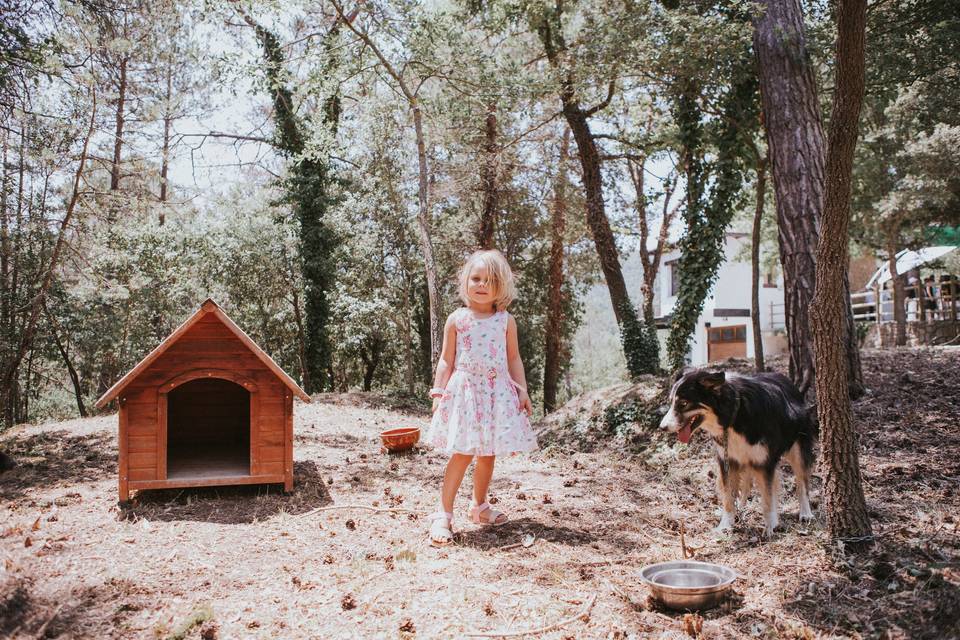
<box><xmin>95</xmin><ymin>299</ymin><xmax>310</xmax><ymax>409</ymax></box>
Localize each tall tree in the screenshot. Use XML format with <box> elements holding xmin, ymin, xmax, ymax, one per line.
<box><xmin>235</xmin><ymin>8</ymin><xmax>346</xmax><ymax>393</ymax></box>
<box><xmin>810</xmin><ymin>0</ymin><xmax>872</xmax><ymax>542</ymax></box>
<box><xmin>750</xmin><ymin>148</ymin><xmax>768</xmax><ymax>372</ymax></box>
<box><xmin>752</xmin><ymin>0</ymin><xmax>864</xmax><ymax>399</ymax></box>
<box><xmin>477</xmin><ymin>101</ymin><xmax>499</xmax><ymax>249</ymax></box>
<box><xmin>531</xmin><ymin>3</ymin><xmax>657</xmax><ymax>378</ymax></box>
<box><xmin>751</xmin><ymin>0</ymin><xmax>822</xmax><ymax>396</ymax></box>
<box><xmin>331</xmin><ymin>0</ymin><xmax>444</xmax><ymax>367</ymax></box>
<box><xmin>666</xmin><ymin>67</ymin><xmax>757</xmax><ymax>371</ymax></box>
<box><xmin>543</xmin><ymin>128</ymin><xmax>570</xmax><ymax>412</ymax></box>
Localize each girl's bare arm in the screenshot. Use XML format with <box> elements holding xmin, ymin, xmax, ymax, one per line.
<box><xmin>505</xmin><ymin>315</ymin><xmax>533</xmax><ymax>414</ymax></box>
<box><xmin>432</xmin><ymin>315</ymin><xmax>458</xmax><ymax>402</ymax></box>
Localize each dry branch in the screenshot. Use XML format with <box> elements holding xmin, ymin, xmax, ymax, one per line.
<box><xmin>465</xmin><ymin>593</ymin><xmax>597</xmax><ymax>638</ymax></box>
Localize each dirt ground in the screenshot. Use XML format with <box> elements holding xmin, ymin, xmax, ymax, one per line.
<box><xmin>1</xmin><ymin>348</ymin><xmax>958</xmax><ymax>639</ymax></box>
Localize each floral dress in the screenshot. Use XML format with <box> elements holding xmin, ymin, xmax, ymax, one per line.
<box><xmin>426</xmin><ymin>308</ymin><xmax>539</xmax><ymax>456</ymax></box>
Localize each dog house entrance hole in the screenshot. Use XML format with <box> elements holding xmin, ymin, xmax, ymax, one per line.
<box><xmin>167</xmin><ymin>378</ymin><xmax>250</xmax><ymax>480</ymax></box>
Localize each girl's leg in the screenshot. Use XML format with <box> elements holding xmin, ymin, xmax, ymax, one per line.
<box><xmin>472</xmin><ymin>455</ymin><xmax>496</xmax><ymax>504</ymax></box>
<box><xmin>471</xmin><ymin>455</ymin><xmax>507</xmax><ymax>524</ymax></box>
<box><xmin>440</xmin><ymin>453</ymin><xmax>474</xmax><ymax>514</ymax></box>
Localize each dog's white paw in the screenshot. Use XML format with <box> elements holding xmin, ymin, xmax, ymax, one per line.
<box><xmin>715</xmin><ymin>514</ymin><xmax>735</xmax><ymax>532</ymax></box>
<box><xmin>799</xmin><ymin>508</ymin><xmax>815</xmax><ymax>522</ymax></box>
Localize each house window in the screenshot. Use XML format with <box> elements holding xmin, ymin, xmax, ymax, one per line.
<box><xmin>670</xmin><ymin>263</ymin><xmax>679</xmax><ymax>297</ymax></box>
<box><xmin>708</xmin><ymin>325</ymin><xmax>747</xmax><ymax>343</ymax></box>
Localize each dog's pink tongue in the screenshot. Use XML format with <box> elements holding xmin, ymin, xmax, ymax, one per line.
<box><xmin>678</xmin><ymin>423</ymin><xmax>692</xmax><ymax>444</ymax></box>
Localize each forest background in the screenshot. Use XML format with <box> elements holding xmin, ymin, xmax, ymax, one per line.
<box><xmin>1</xmin><ymin>0</ymin><xmax>958</xmax><ymax>429</ymax></box>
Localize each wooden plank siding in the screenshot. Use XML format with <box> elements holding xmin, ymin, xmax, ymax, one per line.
<box><xmin>108</xmin><ymin>300</ymin><xmax>306</xmax><ymax>502</ymax></box>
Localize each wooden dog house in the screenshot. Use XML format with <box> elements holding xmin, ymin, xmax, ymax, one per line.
<box><xmin>96</xmin><ymin>299</ymin><xmax>311</xmax><ymax>502</ymax></box>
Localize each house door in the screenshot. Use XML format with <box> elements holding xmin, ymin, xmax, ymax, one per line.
<box><xmin>707</xmin><ymin>325</ymin><xmax>747</xmax><ymax>362</ymax></box>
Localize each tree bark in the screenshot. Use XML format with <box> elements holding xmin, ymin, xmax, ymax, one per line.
<box><xmin>1</xmin><ymin>131</ymin><xmax>9</xmax><ymax>332</ymax></box>
<box><xmin>751</xmin><ymin>155</ymin><xmax>768</xmax><ymax>372</ymax></box>
<box><xmin>632</xmin><ymin>160</ymin><xmax>678</xmax><ymax>329</ymax></box>
<box><xmin>159</xmin><ymin>59</ymin><xmax>173</xmax><ymax>223</ymax></box>
<box><xmin>44</xmin><ymin>304</ymin><xmax>87</xmax><ymax>417</ymax></box>
<box><xmin>887</xmin><ymin>235</ymin><xmax>906</xmax><ymax>346</ymax></box>
<box><xmin>753</xmin><ymin>0</ymin><xmax>864</xmax><ymax>399</ymax></box>
<box><xmin>110</xmin><ymin>56</ymin><xmax>127</xmax><ymax>194</ymax></box>
<box><xmin>411</xmin><ymin>102</ymin><xmax>443</xmax><ymax>366</ymax></box>
<box><xmin>477</xmin><ymin>101</ymin><xmax>498</xmax><ymax>249</ymax></box>
<box><xmin>810</xmin><ymin>0</ymin><xmax>872</xmax><ymax>543</ymax></box>
<box><xmin>752</xmin><ymin>0</ymin><xmax>823</xmax><ymax>397</ymax></box>
<box><xmin>543</xmin><ymin>128</ymin><xmax>570</xmax><ymax>413</ymax></box>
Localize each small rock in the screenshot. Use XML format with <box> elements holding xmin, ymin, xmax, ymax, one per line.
<box><xmin>200</xmin><ymin>620</ymin><xmax>219</xmax><ymax>640</ymax></box>
<box><xmin>345</xmin><ymin>519</ymin><xmax>356</xmax><ymax>531</ymax></box>
<box><xmin>341</xmin><ymin>594</ymin><xmax>356</xmax><ymax>610</ymax></box>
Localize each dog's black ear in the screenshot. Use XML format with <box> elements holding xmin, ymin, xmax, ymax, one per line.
<box><xmin>699</xmin><ymin>370</ymin><xmax>726</xmax><ymax>393</ymax></box>
<box><xmin>672</xmin><ymin>366</ymin><xmax>694</xmax><ymax>383</ymax></box>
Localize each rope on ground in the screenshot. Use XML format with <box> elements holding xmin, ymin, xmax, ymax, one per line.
<box><xmin>297</xmin><ymin>504</ymin><xmax>418</xmax><ymax>518</ymax></box>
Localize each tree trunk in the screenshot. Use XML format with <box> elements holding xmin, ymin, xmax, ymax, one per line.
<box><xmin>411</xmin><ymin>103</ymin><xmax>443</xmax><ymax>367</ymax></box>
<box><xmin>634</xmin><ymin>161</ymin><xmax>678</xmax><ymax>331</ymax></box>
<box><xmin>753</xmin><ymin>0</ymin><xmax>823</xmax><ymax>397</ymax></box>
<box><xmin>159</xmin><ymin>60</ymin><xmax>173</xmax><ymax>224</ymax></box>
<box><xmin>843</xmin><ymin>274</ymin><xmax>865</xmax><ymax>398</ymax></box>
<box><xmin>111</xmin><ymin>57</ymin><xmax>127</xmax><ymax>194</ymax></box>
<box><xmin>1</xmin><ymin>131</ymin><xmax>9</xmax><ymax>331</ymax></box>
<box><xmin>543</xmin><ymin>128</ymin><xmax>570</xmax><ymax>413</ymax></box>
<box><xmin>45</xmin><ymin>304</ymin><xmax>87</xmax><ymax>417</ymax></box>
<box><xmin>477</xmin><ymin>101</ymin><xmax>498</xmax><ymax>249</ymax></box>
<box><xmin>887</xmin><ymin>236</ymin><xmax>906</xmax><ymax>346</ymax></box>
<box><xmin>402</xmin><ymin>271</ymin><xmax>414</xmax><ymax>395</ymax></box>
<box><xmin>243</xmin><ymin>12</ymin><xmax>342</xmax><ymax>392</ymax></box>
<box><xmin>331</xmin><ymin>2</ymin><xmax>443</xmax><ymax>369</ymax></box>
<box><xmin>289</xmin><ymin>273</ymin><xmax>309</xmax><ymax>392</ymax></box>
<box><xmin>534</xmin><ymin>11</ymin><xmax>653</xmax><ymax>378</ymax></box>
<box><xmin>810</xmin><ymin>0</ymin><xmax>872</xmax><ymax>543</ymax></box>
<box><xmin>751</xmin><ymin>155</ymin><xmax>768</xmax><ymax>372</ymax></box>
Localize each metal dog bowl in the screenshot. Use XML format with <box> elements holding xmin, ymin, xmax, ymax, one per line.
<box><xmin>639</xmin><ymin>560</ymin><xmax>737</xmax><ymax>611</ymax></box>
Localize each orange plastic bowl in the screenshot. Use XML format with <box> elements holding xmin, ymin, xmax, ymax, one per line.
<box><xmin>380</xmin><ymin>427</ymin><xmax>420</xmax><ymax>453</ymax></box>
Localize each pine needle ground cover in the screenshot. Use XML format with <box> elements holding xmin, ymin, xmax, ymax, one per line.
<box><xmin>1</xmin><ymin>349</ymin><xmax>958</xmax><ymax>638</ymax></box>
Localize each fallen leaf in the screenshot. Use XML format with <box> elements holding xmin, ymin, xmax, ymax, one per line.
<box><xmin>24</xmin><ymin>536</ymin><xmax>32</xmax><ymax>548</ymax></box>
<box><xmin>31</xmin><ymin>517</ymin><xmax>40</xmax><ymax>531</ymax></box>
<box><xmin>682</xmin><ymin>612</ymin><xmax>703</xmax><ymax>638</ymax></box>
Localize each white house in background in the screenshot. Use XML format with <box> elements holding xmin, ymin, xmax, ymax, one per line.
<box><xmin>653</xmin><ymin>232</ymin><xmax>788</xmax><ymax>366</ymax></box>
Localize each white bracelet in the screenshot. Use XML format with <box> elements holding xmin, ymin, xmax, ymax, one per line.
<box><xmin>429</xmin><ymin>387</ymin><xmax>447</xmax><ymax>399</ymax></box>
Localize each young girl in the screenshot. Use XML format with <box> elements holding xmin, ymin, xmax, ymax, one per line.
<box><xmin>425</xmin><ymin>249</ymin><xmax>538</xmax><ymax>546</ymax></box>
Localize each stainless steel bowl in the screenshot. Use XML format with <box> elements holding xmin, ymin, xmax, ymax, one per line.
<box><xmin>639</xmin><ymin>560</ymin><xmax>737</xmax><ymax>611</ymax></box>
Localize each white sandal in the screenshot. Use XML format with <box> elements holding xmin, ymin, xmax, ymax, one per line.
<box><xmin>470</xmin><ymin>501</ymin><xmax>508</xmax><ymax>526</ymax></box>
<box><xmin>428</xmin><ymin>511</ymin><xmax>454</xmax><ymax>546</ymax></box>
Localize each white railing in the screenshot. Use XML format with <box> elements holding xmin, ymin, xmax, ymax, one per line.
<box><xmin>768</xmin><ymin>282</ymin><xmax>958</xmax><ymax>327</ymax></box>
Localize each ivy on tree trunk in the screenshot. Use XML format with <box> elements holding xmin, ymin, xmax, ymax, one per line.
<box><xmin>244</xmin><ymin>15</ymin><xmax>342</xmax><ymax>393</ymax></box>
<box><xmin>666</xmin><ymin>70</ymin><xmax>757</xmax><ymax>371</ymax></box>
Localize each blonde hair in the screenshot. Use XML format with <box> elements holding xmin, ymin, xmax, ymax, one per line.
<box><xmin>457</xmin><ymin>249</ymin><xmax>516</xmax><ymax>310</ymax></box>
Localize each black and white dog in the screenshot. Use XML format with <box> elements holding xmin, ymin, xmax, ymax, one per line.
<box><xmin>659</xmin><ymin>368</ymin><xmax>817</xmax><ymax>537</ymax></box>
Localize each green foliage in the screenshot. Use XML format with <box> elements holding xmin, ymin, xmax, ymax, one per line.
<box><xmin>666</xmin><ymin>54</ymin><xmax>758</xmax><ymax>371</ymax></box>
